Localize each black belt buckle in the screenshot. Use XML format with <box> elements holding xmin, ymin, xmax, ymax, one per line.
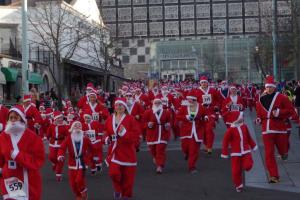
<box><xmin>8</xmin><ymin>160</ymin><xmax>16</xmax><ymax>169</ymax></box>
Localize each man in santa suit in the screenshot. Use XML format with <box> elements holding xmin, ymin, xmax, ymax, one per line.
<box><xmin>221</xmin><ymin>111</ymin><xmax>257</xmax><ymax>192</ymax></box>
<box><xmin>134</xmin><ymin>88</ymin><xmax>150</xmax><ymax>109</ymax></box>
<box><xmin>0</xmin><ymin>105</ymin><xmax>45</xmax><ymax>200</ymax></box>
<box><xmin>125</xmin><ymin>92</ymin><xmax>144</xmax><ymax>147</ymax></box>
<box><xmin>221</xmin><ymin>85</ymin><xmax>245</xmax><ymax>127</ymax></box>
<box><xmin>148</xmin><ymin>85</ymin><xmax>160</xmax><ymax>103</ymax></box>
<box><xmin>218</xmin><ymin>80</ymin><xmax>230</xmax><ymax>104</ymax></box>
<box><xmin>143</xmin><ymin>98</ymin><xmax>171</xmax><ymax>174</ymax></box>
<box><xmin>194</xmin><ymin>76</ymin><xmax>220</xmax><ymax>155</ymax></box>
<box><xmin>104</xmin><ymin>98</ymin><xmax>140</xmax><ymax>200</ymax></box>
<box><xmin>82</xmin><ymin>89</ymin><xmax>110</xmax><ymax>124</ymax></box>
<box><xmin>47</xmin><ymin>111</ymin><xmax>69</xmax><ymax>181</ymax></box>
<box><xmin>171</xmin><ymin>90</ymin><xmax>184</xmax><ymax>140</ymax></box>
<box><xmin>65</xmin><ymin>107</ymin><xmax>77</xmax><ymax>126</ymax></box>
<box><xmin>245</xmin><ymin>83</ymin><xmax>256</xmax><ymax>112</ymax></box>
<box><xmin>176</xmin><ymin>91</ymin><xmax>207</xmax><ymax>173</ymax></box>
<box><xmin>0</xmin><ymin>96</ymin><xmax>9</xmax><ymax>133</ymax></box>
<box><xmin>77</xmin><ymin>83</ymin><xmax>105</xmax><ymax>109</ymax></box>
<box><xmin>58</xmin><ymin>121</ymin><xmax>93</xmax><ymax>200</ymax></box>
<box><xmin>256</xmin><ymin>76</ymin><xmax>294</xmax><ymax>183</ymax></box>
<box><xmin>81</xmin><ymin>109</ymin><xmax>104</xmax><ymax>175</ymax></box>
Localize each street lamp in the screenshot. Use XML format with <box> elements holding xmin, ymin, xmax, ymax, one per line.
<box><xmin>22</xmin><ymin>0</ymin><xmax>29</xmax><ymax>94</ymax></box>
<box><xmin>272</xmin><ymin>0</ymin><xmax>278</xmax><ymax>81</ymax></box>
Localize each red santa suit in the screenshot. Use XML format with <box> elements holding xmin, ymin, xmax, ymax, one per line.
<box><xmin>104</xmin><ymin>100</ymin><xmax>140</xmax><ymax>199</ymax></box>
<box><xmin>0</xmin><ymin>104</ymin><xmax>9</xmax><ymax>133</ymax></box>
<box><xmin>221</xmin><ymin>112</ymin><xmax>257</xmax><ymax>191</ymax></box>
<box><xmin>82</xmin><ymin>101</ymin><xmax>109</xmax><ymax>123</ymax></box>
<box><xmin>255</xmin><ymin>76</ymin><xmax>294</xmax><ymax>180</ymax></box>
<box><xmin>143</xmin><ymin>101</ymin><xmax>171</xmax><ymax>171</ymax></box>
<box><xmin>0</xmin><ymin>105</ymin><xmax>45</xmax><ymax>200</ymax></box>
<box><xmin>127</xmin><ymin>100</ymin><xmax>144</xmax><ymax>147</ymax></box>
<box><xmin>57</xmin><ymin>121</ymin><xmax>93</xmax><ymax>199</ymax></box>
<box><xmin>176</xmin><ymin>95</ymin><xmax>206</xmax><ymax>172</ymax></box>
<box><xmin>245</xmin><ymin>85</ymin><xmax>256</xmax><ymax>111</ymax></box>
<box><xmin>82</xmin><ymin>110</ymin><xmax>104</xmax><ymax>173</ymax></box>
<box><xmin>134</xmin><ymin>89</ymin><xmax>150</xmax><ymax>109</ymax></box>
<box><xmin>47</xmin><ymin>111</ymin><xmax>69</xmax><ymax>180</ymax></box>
<box><xmin>23</xmin><ymin>99</ymin><xmax>43</xmax><ymax>134</ymax></box>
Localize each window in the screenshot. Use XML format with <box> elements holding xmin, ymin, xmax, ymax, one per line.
<box><xmin>122</xmin><ymin>56</ymin><xmax>130</xmax><ymax>64</ymax></box>
<box><xmin>115</xmin><ymin>48</ymin><xmax>122</xmax><ymax>55</ymax></box>
<box><xmin>138</xmin><ymin>55</ymin><xmax>145</xmax><ymax>63</ymax></box>
<box><xmin>145</xmin><ymin>47</ymin><xmax>150</xmax><ymax>54</ymax></box>
<box><xmin>122</xmin><ymin>40</ymin><xmax>129</xmax><ymax>47</ymax></box>
<box><xmin>130</xmin><ymin>48</ymin><xmax>137</xmax><ymax>55</ymax></box>
<box><xmin>138</xmin><ymin>40</ymin><xmax>145</xmax><ymax>47</ymax></box>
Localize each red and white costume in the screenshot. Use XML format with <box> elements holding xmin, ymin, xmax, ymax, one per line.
<box><xmin>245</xmin><ymin>84</ymin><xmax>256</xmax><ymax>111</ymax></box>
<box><xmin>23</xmin><ymin>95</ymin><xmax>43</xmax><ymax>133</ymax></box>
<box><xmin>0</xmin><ymin>104</ymin><xmax>9</xmax><ymax>133</ymax></box>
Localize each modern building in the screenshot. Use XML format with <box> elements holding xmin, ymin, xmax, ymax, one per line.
<box><xmin>98</xmin><ymin>0</ymin><xmax>296</xmax><ymax>82</ymax></box>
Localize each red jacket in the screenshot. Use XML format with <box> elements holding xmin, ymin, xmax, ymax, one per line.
<box><xmin>143</xmin><ymin>108</ymin><xmax>172</xmax><ymax>145</ymax></box>
<box><xmin>0</xmin><ymin>129</ymin><xmax>45</xmax><ymax>200</ymax></box>
<box><xmin>104</xmin><ymin>114</ymin><xmax>140</xmax><ymax>166</ymax></box>
<box><xmin>24</xmin><ymin>104</ymin><xmax>43</xmax><ymax>132</ymax></box>
<box><xmin>77</xmin><ymin>95</ymin><xmax>105</xmax><ymax>109</ymax></box>
<box><xmin>221</xmin><ymin>124</ymin><xmax>257</xmax><ymax>158</ymax></box>
<box><xmin>0</xmin><ymin>105</ymin><xmax>9</xmax><ymax>132</ymax></box>
<box><xmin>128</xmin><ymin>102</ymin><xmax>144</xmax><ymax>132</ymax></box>
<box><xmin>82</xmin><ymin>121</ymin><xmax>104</xmax><ymax>145</ymax></box>
<box><xmin>58</xmin><ymin>135</ymin><xmax>93</xmax><ymax>170</ymax></box>
<box><xmin>82</xmin><ymin>102</ymin><xmax>110</xmax><ymax>122</ymax></box>
<box><xmin>176</xmin><ymin>104</ymin><xmax>206</xmax><ymax>142</ymax></box>
<box><xmin>256</xmin><ymin>92</ymin><xmax>294</xmax><ymax>134</ymax></box>
<box><xmin>245</xmin><ymin>86</ymin><xmax>256</xmax><ymax>100</ymax></box>
<box><xmin>47</xmin><ymin>124</ymin><xmax>69</xmax><ymax>148</ymax></box>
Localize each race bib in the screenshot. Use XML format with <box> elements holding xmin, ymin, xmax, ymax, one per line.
<box><xmin>4</xmin><ymin>177</ymin><xmax>26</xmax><ymax>199</ymax></box>
<box><xmin>92</xmin><ymin>113</ymin><xmax>99</xmax><ymax>121</ymax></box>
<box><xmin>202</xmin><ymin>94</ymin><xmax>212</xmax><ymax>105</ymax></box>
<box><xmin>230</xmin><ymin>104</ymin><xmax>240</xmax><ymax>111</ymax></box>
<box><xmin>86</xmin><ymin>130</ymin><xmax>96</xmax><ymax>142</ymax></box>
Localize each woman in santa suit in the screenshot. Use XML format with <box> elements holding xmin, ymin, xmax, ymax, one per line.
<box><xmin>104</xmin><ymin>98</ymin><xmax>140</xmax><ymax>200</ymax></box>
<box><xmin>58</xmin><ymin>121</ymin><xmax>93</xmax><ymax>200</ymax></box>
<box><xmin>176</xmin><ymin>91</ymin><xmax>207</xmax><ymax>173</ymax></box>
<box><xmin>0</xmin><ymin>105</ymin><xmax>45</xmax><ymax>200</ymax></box>
<box><xmin>143</xmin><ymin>98</ymin><xmax>171</xmax><ymax>174</ymax></box>
<box><xmin>82</xmin><ymin>88</ymin><xmax>109</xmax><ymax>123</ymax></box>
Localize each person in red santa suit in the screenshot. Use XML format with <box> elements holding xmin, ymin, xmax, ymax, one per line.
<box><xmin>171</xmin><ymin>90</ymin><xmax>184</xmax><ymax>140</ymax></box>
<box><xmin>104</xmin><ymin>98</ymin><xmax>140</xmax><ymax>200</ymax></box>
<box><xmin>218</xmin><ymin>80</ymin><xmax>230</xmax><ymax>105</ymax></box>
<box><xmin>148</xmin><ymin>84</ymin><xmax>160</xmax><ymax>103</ymax></box>
<box><xmin>194</xmin><ymin>76</ymin><xmax>220</xmax><ymax>155</ymax></box>
<box><xmin>134</xmin><ymin>88</ymin><xmax>150</xmax><ymax>109</ymax></box>
<box><xmin>0</xmin><ymin>96</ymin><xmax>9</xmax><ymax>133</ymax></box>
<box><xmin>256</xmin><ymin>76</ymin><xmax>294</xmax><ymax>183</ymax></box>
<box><xmin>143</xmin><ymin>98</ymin><xmax>171</xmax><ymax>174</ymax></box>
<box><xmin>22</xmin><ymin>94</ymin><xmax>43</xmax><ymax>134</ymax></box>
<box><xmin>58</xmin><ymin>121</ymin><xmax>93</xmax><ymax>200</ymax></box>
<box><xmin>245</xmin><ymin>83</ymin><xmax>256</xmax><ymax>112</ymax></box>
<box><xmin>221</xmin><ymin>111</ymin><xmax>257</xmax><ymax>192</ymax></box>
<box><xmin>125</xmin><ymin>92</ymin><xmax>144</xmax><ymax>148</ymax></box>
<box><xmin>77</xmin><ymin>83</ymin><xmax>105</xmax><ymax>110</ymax></box>
<box><xmin>221</xmin><ymin>85</ymin><xmax>245</xmax><ymax>128</ymax></box>
<box><xmin>82</xmin><ymin>88</ymin><xmax>110</xmax><ymax>124</ymax></box>
<box><xmin>47</xmin><ymin>111</ymin><xmax>69</xmax><ymax>181</ymax></box>
<box><xmin>40</xmin><ymin>108</ymin><xmax>53</xmax><ymax>141</ymax></box>
<box><xmin>81</xmin><ymin>109</ymin><xmax>104</xmax><ymax>175</ymax></box>
<box><xmin>0</xmin><ymin>105</ymin><xmax>45</xmax><ymax>200</ymax></box>
<box><xmin>176</xmin><ymin>91</ymin><xmax>207</xmax><ymax>173</ymax></box>
<box><xmin>38</xmin><ymin>104</ymin><xmax>47</xmax><ymax>139</ymax></box>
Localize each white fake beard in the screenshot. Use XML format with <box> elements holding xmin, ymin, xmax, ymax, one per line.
<box><xmin>152</xmin><ymin>105</ymin><xmax>162</xmax><ymax>113</ymax></box>
<box><xmin>5</xmin><ymin>121</ymin><xmax>26</xmax><ymax>136</ymax></box>
<box><xmin>127</xmin><ymin>98</ymin><xmax>134</xmax><ymax>106</ymax></box>
<box><xmin>71</xmin><ymin>130</ymin><xmax>83</xmax><ymax>142</ymax></box>
<box><xmin>162</xmin><ymin>91</ymin><xmax>168</xmax><ymax>96</ymax></box>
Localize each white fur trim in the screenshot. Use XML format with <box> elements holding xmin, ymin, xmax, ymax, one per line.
<box><xmin>221</xmin><ymin>154</ymin><xmax>229</xmax><ymax>158</ymax></box>
<box><xmin>53</xmin><ymin>114</ymin><xmax>63</xmax><ymax>120</ymax></box>
<box><xmin>114</xmin><ymin>100</ymin><xmax>128</xmax><ymax>111</ymax></box>
<box><xmin>11</xmin><ymin>149</ymin><xmax>19</xmax><ymax>160</ymax></box>
<box><xmin>9</xmin><ymin>108</ymin><xmax>27</xmax><ymax>123</ymax></box>
<box><xmin>186</xmin><ymin>96</ymin><xmax>197</xmax><ymax>100</ymax></box>
<box><xmin>265</xmin><ymin>83</ymin><xmax>276</xmax><ymax>88</ymax></box>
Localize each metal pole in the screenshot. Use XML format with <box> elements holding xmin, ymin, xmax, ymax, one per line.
<box><xmin>247</xmin><ymin>39</ymin><xmax>251</xmax><ymax>81</ymax></box>
<box><xmin>225</xmin><ymin>29</ymin><xmax>228</xmax><ymax>80</ymax></box>
<box><xmin>272</xmin><ymin>0</ymin><xmax>278</xmax><ymax>80</ymax></box>
<box><xmin>22</xmin><ymin>0</ymin><xmax>29</xmax><ymax>95</ymax></box>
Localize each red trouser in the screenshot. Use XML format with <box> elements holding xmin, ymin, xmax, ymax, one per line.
<box><xmin>49</xmin><ymin>147</ymin><xmax>64</xmax><ymax>176</ymax></box>
<box><xmin>231</xmin><ymin>154</ymin><xmax>253</xmax><ymax>188</ymax></box>
<box><xmin>263</xmin><ymin>133</ymin><xmax>288</xmax><ymax>178</ymax></box>
<box><xmin>203</xmin><ymin>121</ymin><xmax>215</xmax><ymax>149</ymax></box>
<box><xmin>181</xmin><ymin>138</ymin><xmax>201</xmax><ymax>171</ymax></box>
<box><xmin>148</xmin><ymin>143</ymin><xmax>167</xmax><ymax>167</ymax></box>
<box><xmin>68</xmin><ymin>169</ymin><xmax>87</xmax><ymax>197</ymax></box>
<box><xmin>109</xmin><ymin>162</ymin><xmax>136</xmax><ymax>198</ymax></box>
<box><xmin>90</xmin><ymin>142</ymin><xmax>103</xmax><ymax>171</ymax></box>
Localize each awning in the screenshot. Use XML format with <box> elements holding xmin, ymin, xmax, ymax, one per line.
<box><xmin>28</xmin><ymin>72</ymin><xmax>43</xmax><ymax>85</ymax></box>
<box><xmin>1</xmin><ymin>67</ymin><xmax>18</xmax><ymax>82</ymax></box>
<box><xmin>0</xmin><ymin>70</ymin><xmax>6</xmax><ymax>84</ymax></box>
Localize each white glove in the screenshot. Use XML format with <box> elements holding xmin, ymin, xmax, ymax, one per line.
<box><xmin>57</xmin><ymin>156</ymin><xmax>64</xmax><ymax>162</ymax></box>
<box><xmin>148</xmin><ymin>122</ymin><xmax>154</xmax><ymax>129</ymax></box>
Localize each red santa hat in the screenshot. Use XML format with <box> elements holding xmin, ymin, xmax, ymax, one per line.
<box><xmin>200</xmin><ymin>76</ymin><xmax>208</xmax><ymax>83</ymax></box>
<box><xmin>161</xmin><ymin>85</ymin><xmax>168</xmax><ymax>91</ymax></box>
<box><xmin>39</xmin><ymin>103</ymin><xmax>45</xmax><ymax>110</ymax></box>
<box><xmin>23</xmin><ymin>94</ymin><xmax>32</xmax><ymax>103</ymax></box>
<box><xmin>265</xmin><ymin>75</ymin><xmax>276</xmax><ymax>88</ymax></box>
<box><xmin>69</xmin><ymin>120</ymin><xmax>82</xmax><ymax>132</ymax></box>
<box><xmin>82</xmin><ymin>109</ymin><xmax>92</xmax><ymax>118</ymax></box>
<box><xmin>135</xmin><ymin>87</ymin><xmax>142</xmax><ymax>92</ymax></box>
<box><xmin>125</xmin><ymin>92</ymin><xmax>133</xmax><ymax>97</ymax></box>
<box><xmin>153</xmin><ymin>98</ymin><xmax>162</xmax><ymax>104</ymax></box>
<box><xmin>9</xmin><ymin>105</ymin><xmax>27</xmax><ymax>123</ymax></box>
<box><xmin>229</xmin><ymin>84</ymin><xmax>237</xmax><ymax>90</ymax></box>
<box><xmin>186</xmin><ymin>90</ymin><xmax>198</xmax><ymax>100</ymax></box>
<box><xmin>122</xmin><ymin>85</ymin><xmax>129</xmax><ymax>92</ymax></box>
<box><xmin>86</xmin><ymin>82</ymin><xmax>94</xmax><ymax>90</ymax></box>
<box><xmin>87</xmin><ymin>87</ymin><xmax>97</xmax><ymax>97</ymax></box>
<box><xmin>53</xmin><ymin>111</ymin><xmax>63</xmax><ymax>120</ymax></box>
<box><xmin>114</xmin><ymin>98</ymin><xmax>128</xmax><ymax>111</ymax></box>
<box><xmin>45</xmin><ymin>108</ymin><xmax>53</xmax><ymax>116</ymax></box>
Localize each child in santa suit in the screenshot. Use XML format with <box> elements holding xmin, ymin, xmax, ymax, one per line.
<box><xmin>176</xmin><ymin>91</ymin><xmax>207</xmax><ymax>173</ymax></box>
<box><xmin>221</xmin><ymin>111</ymin><xmax>257</xmax><ymax>192</ymax></box>
<box><xmin>0</xmin><ymin>105</ymin><xmax>45</xmax><ymax>199</ymax></box>
<box><xmin>143</xmin><ymin>98</ymin><xmax>172</xmax><ymax>174</ymax></box>
<box><xmin>47</xmin><ymin>111</ymin><xmax>69</xmax><ymax>181</ymax></box>
<box><xmin>104</xmin><ymin>98</ymin><xmax>140</xmax><ymax>200</ymax></box>
<box><xmin>58</xmin><ymin>121</ymin><xmax>93</xmax><ymax>200</ymax></box>
<box><xmin>81</xmin><ymin>109</ymin><xmax>104</xmax><ymax>175</ymax></box>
